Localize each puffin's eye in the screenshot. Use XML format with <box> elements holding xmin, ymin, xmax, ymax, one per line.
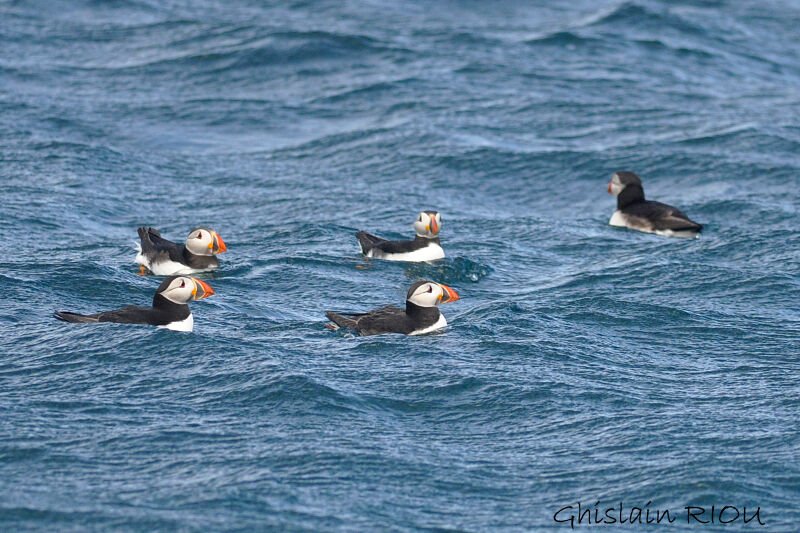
<box><xmin>196</xmin><ymin>233</ymin><xmax>202</xmax><ymax>239</ymax></box>
<box><xmin>427</xmin><ymin>286</ymin><xmax>433</xmax><ymax>293</ymax></box>
<box><xmin>180</xmin><ymin>280</ymin><xmax>185</xmax><ymax>288</ymax></box>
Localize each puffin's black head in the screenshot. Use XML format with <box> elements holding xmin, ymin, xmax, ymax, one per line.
<box><xmin>413</xmin><ymin>211</ymin><xmax>442</xmax><ymax>238</ymax></box>
<box><xmin>608</xmin><ymin>171</ymin><xmax>643</xmax><ymax>196</ymax></box>
<box><xmin>608</xmin><ymin>171</ymin><xmax>646</xmax><ymax>208</ymax></box>
<box><xmin>155</xmin><ymin>276</ymin><xmax>215</xmax><ymax>305</ymax></box>
<box><xmin>616</xmin><ymin>171</ymin><xmax>641</xmax><ymax>186</ymax></box>
<box><xmin>406</xmin><ymin>280</ymin><xmax>460</xmax><ymax>308</ymax></box>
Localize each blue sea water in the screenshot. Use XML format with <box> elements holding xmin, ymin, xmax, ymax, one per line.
<box><xmin>1</xmin><ymin>0</ymin><xmax>799</xmax><ymax>530</ymax></box>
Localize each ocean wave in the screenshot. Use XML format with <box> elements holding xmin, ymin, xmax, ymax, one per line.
<box><xmin>76</xmin><ymin>30</ymin><xmax>406</xmax><ymax>71</ymax></box>
<box><xmin>523</xmin><ymin>30</ymin><xmax>604</xmax><ymax>47</ymax></box>
<box><xmin>576</xmin><ymin>1</ymin><xmax>705</xmax><ymax>35</ymax></box>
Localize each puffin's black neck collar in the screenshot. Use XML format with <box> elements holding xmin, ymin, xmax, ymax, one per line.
<box><xmin>182</xmin><ymin>247</ymin><xmax>206</xmax><ymax>260</ymax></box>
<box><xmin>617</xmin><ymin>184</ymin><xmax>645</xmax><ymax>209</ymax></box>
<box><xmin>153</xmin><ymin>293</ymin><xmax>190</xmax><ymax>313</ymax></box>
<box><xmin>405</xmin><ymin>301</ymin><xmax>440</xmax><ymax>322</ymax></box>
<box><xmin>414</xmin><ymin>234</ymin><xmax>441</xmax><ymax>244</ymax></box>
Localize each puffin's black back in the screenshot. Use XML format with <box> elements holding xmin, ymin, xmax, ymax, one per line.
<box><xmin>55</xmin><ymin>275</ymin><xmax>191</xmax><ymax>326</ymax></box>
<box><xmin>374</xmin><ymin>235</ymin><xmax>440</xmax><ymax>254</ymax></box>
<box><xmin>325</xmin><ymin>280</ymin><xmax>442</xmax><ymax>336</ymax></box>
<box><xmin>615</xmin><ymin>171</ymin><xmax>702</xmax><ymax>232</ymax></box>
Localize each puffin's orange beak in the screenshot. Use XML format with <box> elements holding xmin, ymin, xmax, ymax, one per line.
<box><xmin>191</xmin><ymin>278</ymin><xmax>214</xmax><ymax>300</ymax></box>
<box><xmin>430</xmin><ymin>216</ymin><xmax>439</xmax><ymax>235</ymax></box>
<box><xmin>608</xmin><ymin>181</ymin><xmax>613</xmax><ymax>194</ymax></box>
<box><xmin>213</xmin><ymin>232</ymin><xmax>227</xmax><ymax>253</ymax></box>
<box><xmin>438</xmin><ymin>283</ymin><xmax>459</xmax><ymax>304</ymax></box>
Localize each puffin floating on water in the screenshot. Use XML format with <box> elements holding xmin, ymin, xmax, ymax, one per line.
<box><xmin>356</xmin><ymin>211</ymin><xmax>445</xmax><ymax>262</ymax></box>
<box><xmin>607</xmin><ymin>171</ymin><xmax>702</xmax><ymax>238</ymax></box>
<box><xmin>326</xmin><ymin>280</ymin><xmax>459</xmax><ymax>336</ymax></box>
<box><xmin>54</xmin><ymin>276</ymin><xmax>214</xmax><ymax>332</ymax></box>
<box><xmin>135</xmin><ymin>226</ymin><xmax>227</xmax><ymax>275</ymax></box>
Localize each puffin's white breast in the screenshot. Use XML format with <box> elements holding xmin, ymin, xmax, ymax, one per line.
<box><xmin>380</xmin><ymin>243</ymin><xmax>445</xmax><ymax>262</ymax></box>
<box><xmin>135</xmin><ymin>252</ymin><xmax>210</xmax><ymax>276</ymax></box>
<box><xmin>608</xmin><ymin>211</ymin><xmax>628</xmax><ymax>227</ymax></box>
<box><xmin>655</xmin><ymin>228</ymin><xmax>700</xmax><ymax>239</ymax></box>
<box><xmin>409</xmin><ymin>314</ymin><xmax>447</xmax><ymax>335</ymax></box>
<box><xmin>158</xmin><ymin>314</ymin><xmax>194</xmax><ymax>332</ymax></box>
<box><xmin>609</xmin><ymin>211</ymin><xmax>655</xmax><ymax>234</ymax></box>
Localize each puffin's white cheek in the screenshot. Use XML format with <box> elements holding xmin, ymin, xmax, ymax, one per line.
<box><xmin>162</xmin><ymin>285</ymin><xmax>191</xmax><ymax>304</ymax></box>
<box><xmin>186</xmin><ymin>236</ymin><xmax>212</xmax><ymax>256</ymax></box>
<box><xmin>416</xmin><ymin>292</ymin><xmax>437</xmax><ymax>307</ymax></box>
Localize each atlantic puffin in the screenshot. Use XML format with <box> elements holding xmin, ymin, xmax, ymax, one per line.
<box><xmin>607</xmin><ymin>171</ymin><xmax>703</xmax><ymax>238</ymax></box>
<box><xmin>356</xmin><ymin>211</ymin><xmax>444</xmax><ymax>261</ymax></box>
<box><xmin>326</xmin><ymin>280</ymin><xmax>459</xmax><ymax>336</ymax></box>
<box><xmin>54</xmin><ymin>276</ymin><xmax>214</xmax><ymax>332</ymax></box>
<box><xmin>135</xmin><ymin>226</ymin><xmax>227</xmax><ymax>276</ymax></box>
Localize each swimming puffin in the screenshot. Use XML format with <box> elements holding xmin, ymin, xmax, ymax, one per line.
<box><xmin>326</xmin><ymin>280</ymin><xmax>459</xmax><ymax>336</ymax></box>
<box><xmin>356</xmin><ymin>211</ymin><xmax>444</xmax><ymax>261</ymax></box>
<box><xmin>54</xmin><ymin>276</ymin><xmax>214</xmax><ymax>332</ymax></box>
<box><xmin>135</xmin><ymin>226</ymin><xmax>227</xmax><ymax>276</ymax></box>
<box><xmin>607</xmin><ymin>171</ymin><xmax>703</xmax><ymax>238</ymax></box>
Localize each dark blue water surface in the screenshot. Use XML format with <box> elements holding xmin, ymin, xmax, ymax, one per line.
<box><xmin>2</xmin><ymin>0</ymin><xmax>800</xmax><ymax>531</ymax></box>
